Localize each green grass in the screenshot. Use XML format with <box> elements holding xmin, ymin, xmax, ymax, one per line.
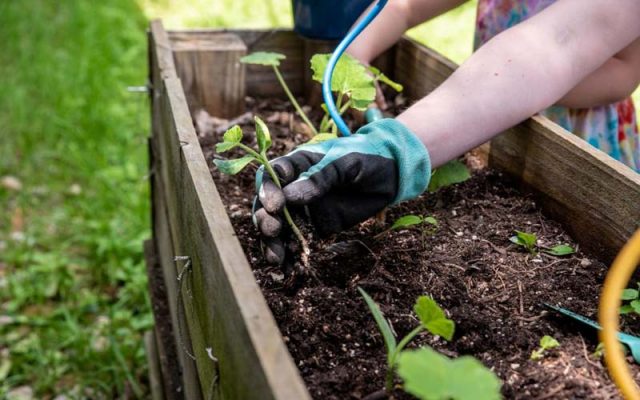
<box><xmin>0</xmin><ymin>0</ymin><xmax>637</xmax><ymax>398</ymax></box>
<box><xmin>0</xmin><ymin>1</ymin><xmax>151</xmax><ymax>398</ymax></box>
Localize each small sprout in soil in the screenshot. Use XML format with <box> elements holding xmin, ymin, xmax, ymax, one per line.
<box><xmin>428</xmin><ymin>160</ymin><xmax>471</xmax><ymax>193</ymax></box>
<box><xmin>397</xmin><ymin>347</ymin><xmax>502</xmax><ymax>400</ymax></box>
<box><xmin>359</xmin><ymin>287</ymin><xmax>501</xmax><ymax>399</ymax></box>
<box><xmin>213</xmin><ymin>118</ymin><xmax>311</xmax><ymax>268</ymax></box>
<box><xmin>240</xmin><ymin>52</ymin><xmax>318</xmax><ymax>137</ymax></box>
<box><xmin>510</xmin><ymin>231</ymin><xmax>575</xmax><ymax>257</ymax></box>
<box><xmin>530</xmin><ymin>335</ymin><xmax>560</xmax><ymax>360</ymax></box>
<box><xmin>620</xmin><ymin>283</ymin><xmax>640</xmax><ymax>315</ymax></box>
<box><xmin>592</xmin><ymin>342</ymin><xmax>605</xmax><ymax>360</ymax></box>
<box><xmin>310</xmin><ymin>53</ymin><xmax>403</xmax><ymax>135</ymax></box>
<box><xmin>374</xmin><ymin>214</ymin><xmax>438</xmax><ymax>239</ymax></box>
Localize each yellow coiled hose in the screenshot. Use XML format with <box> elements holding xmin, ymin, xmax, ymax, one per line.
<box><xmin>599</xmin><ymin>229</ymin><xmax>640</xmax><ymax>399</ymax></box>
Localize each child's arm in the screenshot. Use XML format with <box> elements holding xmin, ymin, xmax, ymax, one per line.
<box><xmin>557</xmin><ymin>37</ymin><xmax>640</xmax><ymax>108</ymax></box>
<box><xmin>347</xmin><ymin>0</ymin><xmax>469</xmax><ymax>63</ymax></box>
<box><xmin>396</xmin><ymin>0</ymin><xmax>640</xmax><ymax>168</ymax></box>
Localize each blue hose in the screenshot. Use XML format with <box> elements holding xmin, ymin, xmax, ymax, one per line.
<box><xmin>322</xmin><ymin>0</ymin><xmax>388</xmax><ymax>136</ymax></box>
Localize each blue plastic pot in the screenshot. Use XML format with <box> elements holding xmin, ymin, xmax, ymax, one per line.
<box><xmin>292</xmin><ymin>0</ymin><xmax>373</xmax><ymax>40</ymax></box>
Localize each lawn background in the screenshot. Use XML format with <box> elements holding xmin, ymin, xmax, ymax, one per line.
<box><xmin>0</xmin><ymin>1</ymin><xmax>637</xmax><ymax>398</ymax></box>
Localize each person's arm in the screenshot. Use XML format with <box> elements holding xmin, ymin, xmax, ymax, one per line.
<box><xmin>347</xmin><ymin>0</ymin><xmax>469</xmax><ymax>64</ymax></box>
<box><xmin>557</xmin><ymin>37</ymin><xmax>640</xmax><ymax>108</ymax></box>
<box><xmin>397</xmin><ymin>0</ymin><xmax>640</xmax><ymax>168</ymax></box>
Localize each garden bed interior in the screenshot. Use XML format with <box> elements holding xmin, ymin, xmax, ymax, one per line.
<box><xmin>145</xmin><ymin>21</ymin><xmax>640</xmax><ymax>400</ymax></box>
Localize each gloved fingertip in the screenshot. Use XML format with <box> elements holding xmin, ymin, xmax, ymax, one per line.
<box><xmin>259</xmin><ymin>180</ymin><xmax>285</xmax><ymax>214</ymax></box>
<box><xmin>255</xmin><ymin>208</ymin><xmax>282</xmax><ymax>237</ymax></box>
<box><xmin>263</xmin><ymin>237</ymin><xmax>285</xmax><ymax>265</ymax></box>
<box><xmin>282</xmin><ymin>179</ymin><xmax>322</xmax><ymax>205</ymax></box>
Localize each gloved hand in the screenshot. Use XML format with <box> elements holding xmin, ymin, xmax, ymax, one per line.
<box><xmin>253</xmin><ymin>118</ymin><xmax>431</xmax><ymax>264</ymax></box>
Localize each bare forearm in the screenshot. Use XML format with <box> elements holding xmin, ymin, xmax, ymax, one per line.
<box><xmin>396</xmin><ymin>0</ymin><xmax>640</xmax><ymax>167</ymax></box>
<box><xmin>347</xmin><ymin>0</ymin><xmax>468</xmax><ymax>64</ymax></box>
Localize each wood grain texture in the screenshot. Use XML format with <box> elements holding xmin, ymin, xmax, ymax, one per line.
<box><xmin>490</xmin><ymin>116</ymin><xmax>640</xmax><ymax>262</ymax></box>
<box><xmin>169</xmin><ymin>30</ymin><xmax>305</xmax><ymax>98</ymax></box>
<box><xmin>155</xmin><ymin>75</ymin><xmax>310</xmax><ymax>400</ymax></box>
<box><xmin>172</xmin><ymin>33</ymin><xmax>246</xmax><ymax>118</ymax></box>
<box><xmin>144</xmin><ymin>330</ymin><xmax>166</xmax><ymax>400</ymax></box>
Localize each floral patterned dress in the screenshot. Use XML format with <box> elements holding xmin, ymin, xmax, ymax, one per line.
<box><xmin>475</xmin><ymin>0</ymin><xmax>640</xmax><ymax>172</ymax></box>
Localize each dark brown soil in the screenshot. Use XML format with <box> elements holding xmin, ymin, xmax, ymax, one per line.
<box><xmin>195</xmin><ymin>97</ymin><xmax>640</xmax><ymax>400</ymax></box>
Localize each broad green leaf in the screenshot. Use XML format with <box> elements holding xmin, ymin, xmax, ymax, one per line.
<box><xmin>215</xmin><ymin>141</ymin><xmax>238</xmax><ymax>153</ymax></box>
<box><xmin>631</xmin><ymin>299</ymin><xmax>640</xmax><ymax>314</ymax></box>
<box><xmin>254</xmin><ymin>116</ymin><xmax>271</xmax><ymax>153</ymax></box>
<box><xmin>397</xmin><ymin>347</ymin><xmax>502</xmax><ymax>400</ymax></box>
<box><xmin>305</xmin><ymin>132</ymin><xmax>337</xmax><ymax>145</ymax></box>
<box><xmin>213</xmin><ymin>156</ymin><xmax>255</xmax><ymax>175</ymax></box>
<box><xmin>390</xmin><ymin>215</ymin><xmax>423</xmax><ymax>230</ymax></box>
<box><xmin>414</xmin><ymin>296</ymin><xmax>455</xmax><ymax>341</ymax></box>
<box><xmin>543</xmin><ymin>244</ymin><xmax>575</xmax><ymax>256</ymax></box>
<box><xmin>240</xmin><ymin>51</ymin><xmax>286</xmax><ymax>67</ymax></box>
<box><xmin>510</xmin><ymin>231</ymin><xmax>537</xmax><ymax>251</ymax></box>
<box><xmin>620</xmin><ymin>305</ymin><xmax>635</xmax><ymax>314</ymax></box>
<box><xmin>540</xmin><ymin>335</ymin><xmax>560</xmax><ymax>350</ymax></box>
<box><xmin>358</xmin><ymin>287</ymin><xmax>397</xmax><ymax>356</ymax></box>
<box><xmin>621</xmin><ymin>289</ymin><xmax>639</xmax><ymax>301</ymax></box>
<box><xmin>424</xmin><ymin>216</ymin><xmax>438</xmax><ymax>227</ymax></box>
<box><xmin>428</xmin><ymin>160</ymin><xmax>471</xmax><ymax>193</ymax></box>
<box><xmin>310</xmin><ymin>53</ymin><xmax>376</xmax><ymax>111</ymax></box>
<box><xmin>223</xmin><ymin>125</ymin><xmax>243</xmax><ymax>143</ymax></box>
<box><xmin>368</xmin><ymin>65</ymin><xmax>403</xmax><ymax>92</ymax></box>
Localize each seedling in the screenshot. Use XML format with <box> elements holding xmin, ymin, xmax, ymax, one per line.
<box><xmin>592</xmin><ymin>342</ymin><xmax>605</xmax><ymax>360</ymax></box>
<box><xmin>620</xmin><ymin>283</ymin><xmax>640</xmax><ymax>315</ymax></box>
<box><xmin>374</xmin><ymin>214</ymin><xmax>438</xmax><ymax>239</ymax></box>
<box><xmin>530</xmin><ymin>335</ymin><xmax>560</xmax><ymax>360</ymax></box>
<box><xmin>240</xmin><ymin>52</ymin><xmax>318</xmax><ymax>136</ymax></box>
<box><xmin>213</xmin><ymin>117</ymin><xmax>310</xmax><ymax>267</ymax></box>
<box><xmin>510</xmin><ymin>231</ymin><xmax>575</xmax><ymax>256</ymax></box>
<box><xmin>310</xmin><ymin>53</ymin><xmax>403</xmax><ymax>134</ymax></box>
<box><xmin>428</xmin><ymin>160</ymin><xmax>471</xmax><ymax>193</ymax></box>
<box><xmin>359</xmin><ymin>288</ymin><xmax>501</xmax><ymax>399</ymax></box>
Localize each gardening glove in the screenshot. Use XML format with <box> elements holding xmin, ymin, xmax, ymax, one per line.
<box><xmin>253</xmin><ymin>118</ymin><xmax>431</xmax><ymax>264</ymax></box>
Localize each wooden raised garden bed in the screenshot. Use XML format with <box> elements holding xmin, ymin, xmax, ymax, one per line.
<box><xmin>144</xmin><ymin>20</ymin><xmax>640</xmax><ymax>400</ymax></box>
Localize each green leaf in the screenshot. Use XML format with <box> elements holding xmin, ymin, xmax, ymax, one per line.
<box><xmin>213</xmin><ymin>156</ymin><xmax>255</xmax><ymax>175</ymax></box>
<box><xmin>215</xmin><ymin>141</ymin><xmax>238</xmax><ymax>153</ymax></box>
<box><xmin>240</xmin><ymin>51</ymin><xmax>286</xmax><ymax>67</ymax></box>
<box><xmin>428</xmin><ymin>160</ymin><xmax>471</xmax><ymax>193</ymax></box>
<box><xmin>310</xmin><ymin>53</ymin><xmax>376</xmax><ymax>111</ymax></box>
<box><xmin>543</xmin><ymin>244</ymin><xmax>575</xmax><ymax>256</ymax></box>
<box><xmin>620</xmin><ymin>305</ymin><xmax>635</xmax><ymax>314</ymax></box>
<box><xmin>621</xmin><ymin>289</ymin><xmax>639</xmax><ymax>301</ymax></box>
<box><xmin>424</xmin><ymin>216</ymin><xmax>438</xmax><ymax>227</ymax></box>
<box><xmin>414</xmin><ymin>296</ymin><xmax>455</xmax><ymax>341</ymax></box>
<box><xmin>390</xmin><ymin>215</ymin><xmax>423</xmax><ymax>231</ymax></box>
<box><xmin>631</xmin><ymin>299</ymin><xmax>640</xmax><ymax>314</ymax></box>
<box><xmin>368</xmin><ymin>65</ymin><xmax>403</xmax><ymax>92</ymax></box>
<box><xmin>397</xmin><ymin>347</ymin><xmax>502</xmax><ymax>400</ymax></box>
<box><xmin>223</xmin><ymin>125</ymin><xmax>243</xmax><ymax>143</ymax></box>
<box><xmin>305</xmin><ymin>132</ymin><xmax>337</xmax><ymax>145</ymax></box>
<box><xmin>530</xmin><ymin>349</ymin><xmax>544</xmax><ymax>360</ymax></box>
<box><xmin>358</xmin><ymin>287</ymin><xmax>397</xmax><ymax>356</ymax></box>
<box><xmin>510</xmin><ymin>231</ymin><xmax>537</xmax><ymax>251</ymax></box>
<box><xmin>254</xmin><ymin>116</ymin><xmax>271</xmax><ymax>153</ymax></box>
<box><xmin>539</xmin><ymin>335</ymin><xmax>560</xmax><ymax>350</ymax></box>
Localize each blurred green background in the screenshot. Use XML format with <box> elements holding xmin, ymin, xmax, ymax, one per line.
<box><xmin>0</xmin><ymin>1</ymin><xmax>637</xmax><ymax>398</ymax></box>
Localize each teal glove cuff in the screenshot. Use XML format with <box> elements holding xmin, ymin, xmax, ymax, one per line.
<box><xmin>355</xmin><ymin>118</ymin><xmax>431</xmax><ymax>204</ymax></box>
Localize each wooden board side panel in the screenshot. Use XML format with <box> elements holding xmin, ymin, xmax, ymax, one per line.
<box><xmin>169</xmin><ymin>30</ymin><xmax>305</xmax><ymax>98</ymax></box>
<box><xmin>490</xmin><ymin>116</ymin><xmax>640</xmax><ymax>261</ymax></box>
<box><xmin>159</xmin><ymin>77</ymin><xmax>310</xmax><ymax>400</ymax></box>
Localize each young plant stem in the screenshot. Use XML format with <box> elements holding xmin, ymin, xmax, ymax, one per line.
<box><xmin>385</xmin><ymin>326</ymin><xmax>423</xmax><ymax>392</ymax></box>
<box><xmin>272</xmin><ymin>65</ymin><xmax>318</xmax><ymax>137</ymax></box>
<box><xmin>239</xmin><ymin>143</ymin><xmax>311</xmax><ymax>268</ymax></box>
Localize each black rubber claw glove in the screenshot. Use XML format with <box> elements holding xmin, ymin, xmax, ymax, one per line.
<box><xmin>253</xmin><ymin>118</ymin><xmax>432</xmax><ymax>264</ymax></box>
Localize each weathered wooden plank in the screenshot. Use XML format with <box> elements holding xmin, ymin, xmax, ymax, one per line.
<box><xmin>143</xmin><ymin>237</ymin><xmax>183</xmax><ymax>400</ymax></box>
<box><xmin>169</xmin><ymin>30</ymin><xmax>305</xmax><ymax>98</ymax></box>
<box><xmin>158</xmin><ymin>76</ymin><xmax>310</xmax><ymax>400</ymax></box>
<box><xmin>490</xmin><ymin>116</ymin><xmax>640</xmax><ymax>262</ymax></box>
<box><xmin>145</xmin><ymin>330</ymin><xmax>166</xmax><ymax>400</ymax></box>
<box><xmin>172</xmin><ymin>33</ymin><xmax>247</xmax><ymax>118</ymax></box>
